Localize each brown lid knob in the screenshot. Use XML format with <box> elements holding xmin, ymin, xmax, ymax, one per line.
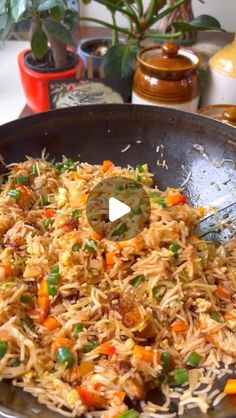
<box><xmin>161</xmin><ymin>42</ymin><xmax>180</xmax><ymax>58</ymax></box>
<box><xmin>222</xmin><ymin>106</ymin><xmax>236</xmax><ymax>122</ymax></box>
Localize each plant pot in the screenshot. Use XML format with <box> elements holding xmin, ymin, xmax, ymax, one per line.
<box><xmin>18</xmin><ymin>49</ymin><xmax>84</xmax><ymax>113</ymax></box>
<box><xmin>77</xmin><ymin>37</ymin><xmax>113</xmax><ymax>71</ymax></box>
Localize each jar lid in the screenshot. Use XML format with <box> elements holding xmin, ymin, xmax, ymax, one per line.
<box><xmin>198</xmin><ymin>105</ymin><xmax>236</xmax><ymax>127</ymax></box>
<box><xmin>137</xmin><ymin>42</ymin><xmax>200</xmax><ymax>73</ymax></box>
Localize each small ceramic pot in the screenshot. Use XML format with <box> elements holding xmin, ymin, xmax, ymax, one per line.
<box><xmin>198</xmin><ymin>104</ymin><xmax>236</xmax><ymax>127</ymax></box>
<box><xmin>77</xmin><ymin>37</ymin><xmax>112</xmax><ymax>71</ymax></box>
<box><xmin>132</xmin><ymin>42</ymin><xmax>201</xmax><ymax>112</ymax></box>
<box><xmin>18</xmin><ymin>49</ymin><xmax>84</xmax><ymax>113</ymax></box>
<box><xmin>202</xmin><ymin>35</ymin><xmax>236</xmax><ymax>106</ymax></box>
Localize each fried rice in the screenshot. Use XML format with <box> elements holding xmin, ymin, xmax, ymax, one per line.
<box><xmin>0</xmin><ymin>155</ymin><xmax>235</xmax><ymax>418</ymax></box>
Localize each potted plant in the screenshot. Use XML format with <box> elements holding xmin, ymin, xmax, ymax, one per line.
<box><xmin>81</xmin><ymin>0</ymin><xmax>222</xmax><ymax>78</ymax></box>
<box><xmin>0</xmin><ymin>0</ymin><xmax>83</xmax><ymax>112</ymax></box>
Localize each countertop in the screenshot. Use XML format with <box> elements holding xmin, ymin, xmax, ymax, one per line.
<box><xmin>0</xmin><ymin>29</ymin><xmax>233</xmax><ymax>125</ymax></box>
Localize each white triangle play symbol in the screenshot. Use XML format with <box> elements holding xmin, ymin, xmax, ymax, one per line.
<box><xmin>109</xmin><ymin>197</ymin><xmax>131</xmax><ymax>222</ymax></box>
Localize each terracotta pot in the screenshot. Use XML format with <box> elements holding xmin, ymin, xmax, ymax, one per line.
<box><xmin>18</xmin><ymin>49</ymin><xmax>84</xmax><ymax>113</ymax></box>
<box><xmin>132</xmin><ymin>42</ymin><xmax>201</xmax><ymax>112</ymax></box>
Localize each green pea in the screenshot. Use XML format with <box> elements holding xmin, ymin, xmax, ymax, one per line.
<box><xmin>173</xmin><ymin>368</ymin><xmax>188</xmax><ymax>385</ymax></box>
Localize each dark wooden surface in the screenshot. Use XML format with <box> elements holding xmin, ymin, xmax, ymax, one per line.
<box><xmin>19</xmin><ymin>28</ymin><xmax>234</xmax><ymax>119</ymax></box>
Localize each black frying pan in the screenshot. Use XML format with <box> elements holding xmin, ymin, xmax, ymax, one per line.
<box><xmin>0</xmin><ymin>104</ymin><xmax>235</xmax><ymax>418</ymax></box>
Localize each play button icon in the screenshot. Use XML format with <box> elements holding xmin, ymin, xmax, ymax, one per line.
<box><xmin>86</xmin><ymin>176</ymin><xmax>150</xmax><ymax>241</ymax></box>
<box><xmin>109</xmin><ymin>197</ymin><xmax>131</xmax><ymax>222</ymax></box>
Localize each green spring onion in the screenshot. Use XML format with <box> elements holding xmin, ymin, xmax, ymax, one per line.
<box><xmin>48</xmin><ymin>266</ymin><xmax>60</xmax><ymax>285</ymax></box>
<box><xmin>169</xmin><ymin>243</ymin><xmax>181</xmax><ymax>254</ymax></box>
<box><xmin>56</xmin><ymin>347</ymin><xmax>75</xmax><ymax>368</ymax></box>
<box><xmin>14</xmin><ymin>175</ymin><xmax>29</xmax><ymax>185</ymax></box>
<box><xmin>72</xmin><ymin>243</ymin><xmax>81</xmax><ymax>252</ymax></box>
<box><xmin>72</xmin><ymin>209</ymin><xmax>81</xmax><ymax>218</ymax></box>
<box><xmin>135</xmin><ymin>164</ymin><xmax>144</xmax><ymax>182</ymax></box>
<box><xmin>132</xmin><ymin>207</ymin><xmax>142</xmax><ymax>216</ymax></box>
<box><xmin>11</xmin><ymin>356</ymin><xmax>21</xmax><ymax>367</ymax></box>
<box><xmin>155</xmin><ymin>197</ymin><xmax>166</xmax><ymax>207</ymax></box>
<box><xmin>41</xmin><ymin>195</ymin><xmax>49</xmax><ymax>206</ymax></box>
<box><xmin>44</xmin><ymin>218</ymin><xmax>53</xmax><ymax>229</ymax></box>
<box><xmin>8</xmin><ymin>189</ymin><xmax>22</xmax><ymax>200</ymax></box>
<box><xmin>111</xmin><ymin>222</ymin><xmax>128</xmax><ymax>237</ymax></box>
<box><xmin>209</xmin><ymin>311</ymin><xmax>224</xmax><ymax>323</ymax></box>
<box><xmin>32</xmin><ymin>163</ymin><xmax>39</xmax><ymax>176</ymax></box>
<box><xmin>149</xmin><ymin>191</ymin><xmax>159</xmax><ymax>197</ymax></box>
<box><xmin>173</xmin><ymin>368</ymin><xmax>189</xmax><ymax>385</ymax></box>
<box><xmin>115</xmin><ymin>185</ymin><xmax>124</xmax><ymax>191</ymax></box>
<box><xmin>47</xmin><ymin>283</ymin><xmax>57</xmax><ymax>296</ymax></box>
<box><xmin>131</xmin><ymin>274</ymin><xmax>144</xmax><ymax>288</ymax></box>
<box><xmin>84</xmin><ymin>238</ymin><xmax>97</xmax><ymax>253</ymax></box>
<box><xmin>84</xmin><ymin>341</ymin><xmax>98</xmax><ymax>353</ymax></box>
<box><xmin>20</xmin><ymin>293</ymin><xmax>33</xmax><ymax>304</ymax></box>
<box><xmin>187</xmin><ymin>352</ymin><xmax>201</xmax><ymax>367</ymax></box>
<box><xmin>0</xmin><ymin>341</ymin><xmax>8</xmax><ymax>359</ymax></box>
<box><xmin>117</xmin><ymin>409</ymin><xmax>139</xmax><ymax>418</ymax></box>
<box><xmin>161</xmin><ymin>351</ymin><xmax>172</xmax><ymax>372</ymax></box>
<box><xmin>73</xmin><ymin>323</ymin><xmax>84</xmax><ymax>337</ymax></box>
<box><xmin>152</xmin><ymin>286</ymin><xmax>162</xmax><ymax>299</ymax></box>
<box><xmin>156</xmin><ymin>373</ymin><xmax>168</xmax><ymax>385</ymax></box>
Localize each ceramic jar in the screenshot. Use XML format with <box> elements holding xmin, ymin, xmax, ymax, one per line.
<box><xmin>203</xmin><ymin>35</ymin><xmax>236</xmax><ymax>106</ymax></box>
<box><xmin>198</xmin><ymin>104</ymin><xmax>236</xmax><ymax>127</ymax></box>
<box><xmin>132</xmin><ymin>42</ymin><xmax>201</xmax><ymax>112</ymax></box>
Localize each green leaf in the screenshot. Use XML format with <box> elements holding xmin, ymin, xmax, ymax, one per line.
<box><xmin>37</xmin><ymin>0</ymin><xmax>66</xmax><ymax>12</ymax></box>
<box><xmin>63</xmin><ymin>9</ymin><xmax>78</xmax><ymax>32</ymax></box>
<box><xmin>42</xmin><ymin>18</ymin><xmax>74</xmax><ymax>45</ymax></box>
<box><xmin>0</xmin><ymin>0</ymin><xmax>7</xmax><ymax>14</ymax></box>
<box><xmin>103</xmin><ymin>43</ymin><xmax>139</xmax><ymax>78</ymax></box>
<box><xmin>172</xmin><ymin>15</ymin><xmax>222</xmax><ymax>33</ymax></box>
<box><xmin>31</xmin><ymin>26</ymin><xmax>48</xmax><ymax>59</ymax></box>
<box><xmin>10</xmin><ymin>0</ymin><xmax>27</xmax><ymax>22</ymax></box>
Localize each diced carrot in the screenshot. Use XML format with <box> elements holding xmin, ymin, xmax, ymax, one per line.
<box><xmin>133</xmin><ymin>345</ymin><xmax>157</xmax><ymax>364</ymax></box>
<box><xmin>70</xmin><ymin>172</ymin><xmax>80</xmax><ymax>180</ymax></box>
<box><xmin>43</xmin><ymin>317</ymin><xmax>60</xmax><ymax>331</ymax></box>
<box><xmin>215</xmin><ymin>284</ymin><xmax>231</xmax><ymax>300</ymax></box>
<box><xmin>91</xmin><ymin>230</ymin><xmax>103</xmax><ymax>241</ymax></box>
<box><xmin>37</xmin><ymin>296</ymin><xmax>50</xmax><ymax>317</ymax></box>
<box><xmin>15</xmin><ymin>237</ymin><xmax>25</xmax><ymax>247</ymax></box>
<box><xmin>76</xmin><ymin>386</ymin><xmax>105</xmax><ymax>407</ymax></box>
<box><xmin>16</xmin><ymin>185</ymin><xmax>31</xmax><ymax>201</ymax></box>
<box><xmin>80</xmin><ymin>193</ymin><xmax>88</xmax><ymax>204</ymax></box>
<box><xmin>29</xmin><ymin>309</ymin><xmax>45</xmax><ymax>325</ymax></box>
<box><xmin>113</xmin><ymin>390</ymin><xmax>126</xmax><ymax>403</ymax></box>
<box><xmin>78</xmin><ymin>360</ymin><xmax>94</xmax><ymax>376</ymax></box>
<box><xmin>44</xmin><ymin>208</ymin><xmax>56</xmax><ymax>218</ymax></box>
<box><xmin>102</xmin><ymin>160</ymin><xmax>113</xmax><ymax>172</ymax></box>
<box><xmin>38</xmin><ymin>279</ymin><xmax>48</xmax><ymax>297</ymax></box>
<box><xmin>94</xmin><ymin>342</ymin><xmax>116</xmax><ymax>356</ymax></box>
<box><xmin>166</xmin><ymin>192</ymin><xmax>187</xmax><ymax>206</ymax></box>
<box><xmin>224</xmin><ymin>311</ymin><xmax>236</xmax><ymax>321</ymax></box>
<box><xmin>106</xmin><ymin>252</ymin><xmax>115</xmax><ymax>266</ymax></box>
<box><xmin>224</xmin><ymin>379</ymin><xmax>236</xmax><ymax>394</ymax></box>
<box><xmin>52</xmin><ymin>336</ymin><xmax>72</xmax><ymax>354</ymax></box>
<box><xmin>171</xmin><ymin>320</ymin><xmax>189</xmax><ymax>333</ymax></box>
<box><xmin>0</xmin><ymin>264</ymin><xmax>12</xmax><ymax>278</ymax></box>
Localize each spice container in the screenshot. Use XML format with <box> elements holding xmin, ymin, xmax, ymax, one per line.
<box><xmin>132</xmin><ymin>42</ymin><xmax>201</xmax><ymax>112</ymax></box>
<box><xmin>198</xmin><ymin>104</ymin><xmax>236</xmax><ymax>127</ymax></box>
<box><xmin>202</xmin><ymin>35</ymin><xmax>236</xmax><ymax>106</ymax></box>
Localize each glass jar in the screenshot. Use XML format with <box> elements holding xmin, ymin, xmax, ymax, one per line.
<box><xmin>132</xmin><ymin>42</ymin><xmax>201</xmax><ymax>112</ymax></box>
